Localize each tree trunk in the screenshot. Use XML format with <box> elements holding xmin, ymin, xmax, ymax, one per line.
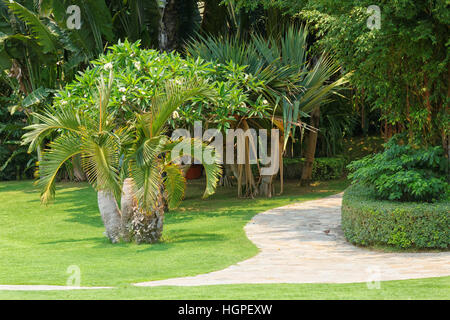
<box><xmin>220</xmin><ymin>164</ymin><xmax>235</xmax><ymax>187</ymax></box>
<box><xmin>201</xmin><ymin>0</ymin><xmax>228</xmax><ymax>36</ymax></box>
<box><xmin>130</xmin><ymin>191</ymin><xmax>165</xmax><ymax>244</ymax></box>
<box><xmin>97</xmin><ymin>191</ymin><xmax>122</xmax><ymax>243</ymax></box>
<box><xmin>278</xmin><ymin>134</ymin><xmax>284</xmax><ymax>195</ymax></box>
<box><xmin>158</xmin><ymin>0</ymin><xmax>178</xmax><ymax>52</ymax></box>
<box><xmin>72</xmin><ymin>155</ymin><xmax>86</xmax><ymax>182</ymax></box>
<box><xmin>120</xmin><ymin>178</ymin><xmax>136</xmax><ymax>242</ymax></box>
<box><xmin>259</xmin><ymin>174</ymin><xmax>274</xmax><ymax>198</ymax></box>
<box><xmin>300</xmin><ymin>108</ymin><xmax>320</xmax><ymax>185</ymax></box>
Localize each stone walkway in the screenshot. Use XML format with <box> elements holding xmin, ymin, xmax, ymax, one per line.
<box><xmin>135</xmin><ymin>193</ymin><xmax>450</xmax><ymax>287</ymax></box>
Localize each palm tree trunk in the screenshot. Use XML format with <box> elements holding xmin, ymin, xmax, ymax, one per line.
<box><xmin>71</xmin><ymin>155</ymin><xmax>86</xmax><ymax>182</ymax></box>
<box><xmin>300</xmin><ymin>108</ymin><xmax>320</xmax><ymax>185</ymax></box>
<box><xmin>120</xmin><ymin>178</ymin><xmax>136</xmax><ymax>242</ymax></box>
<box><xmin>131</xmin><ymin>191</ymin><xmax>165</xmax><ymax>244</ymax></box>
<box><xmin>131</xmin><ymin>210</ymin><xmax>164</xmax><ymax>244</ymax></box>
<box><xmin>220</xmin><ymin>164</ymin><xmax>235</xmax><ymax>187</ymax></box>
<box><xmin>97</xmin><ymin>190</ymin><xmax>122</xmax><ymax>243</ymax></box>
<box><xmin>278</xmin><ymin>134</ymin><xmax>284</xmax><ymax>195</ymax></box>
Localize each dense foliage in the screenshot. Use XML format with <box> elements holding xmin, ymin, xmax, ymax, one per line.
<box><xmin>348</xmin><ymin>135</ymin><xmax>449</xmax><ymax>202</ymax></box>
<box><xmin>0</xmin><ymin>94</ymin><xmax>34</xmax><ymax>180</ymax></box>
<box><xmin>282</xmin><ymin>157</ymin><xmax>345</xmax><ymax>181</ymax></box>
<box><xmin>342</xmin><ymin>184</ymin><xmax>449</xmax><ymax>249</ymax></box>
<box><xmin>239</xmin><ymin>0</ymin><xmax>450</xmax><ymax>150</ymax></box>
<box><xmin>49</xmin><ymin>40</ymin><xmax>267</xmax><ymax>132</ymax></box>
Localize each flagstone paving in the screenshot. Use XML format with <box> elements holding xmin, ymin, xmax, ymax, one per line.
<box><xmin>135</xmin><ymin>193</ymin><xmax>450</xmax><ymax>287</ymax></box>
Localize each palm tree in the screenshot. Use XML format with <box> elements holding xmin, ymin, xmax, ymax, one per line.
<box><xmin>122</xmin><ymin>78</ymin><xmax>221</xmax><ymax>243</ymax></box>
<box><xmin>22</xmin><ymin>72</ymin><xmax>221</xmax><ymax>243</ymax></box>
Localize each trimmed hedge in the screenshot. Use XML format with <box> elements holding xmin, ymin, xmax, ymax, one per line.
<box><xmin>342</xmin><ymin>184</ymin><xmax>450</xmax><ymax>249</ymax></box>
<box><xmin>282</xmin><ymin>157</ymin><xmax>345</xmax><ymax>180</ymax></box>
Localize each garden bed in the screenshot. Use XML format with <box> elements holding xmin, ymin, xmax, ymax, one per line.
<box><xmin>342</xmin><ymin>184</ymin><xmax>450</xmax><ymax>249</ymax></box>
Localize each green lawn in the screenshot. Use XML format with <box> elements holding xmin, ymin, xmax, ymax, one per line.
<box><xmin>0</xmin><ymin>178</ymin><xmax>448</xmax><ymax>300</ymax></box>
<box><xmin>1</xmin><ymin>277</ymin><xmax>449</xmax><ymax>300</ymax></box>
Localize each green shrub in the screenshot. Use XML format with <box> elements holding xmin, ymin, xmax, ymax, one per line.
<box><xmin>342</xmin><ymin>184</ymin><xmax>450</xmax><ymax>249</ymax></box>
<box><xmin>347</xmin><ymin>135</ymin><xmax>449</xmax><ymax>202</ymax></box>
<box><xmin>281</xmin><ymin>157</ymin><xmax>345</xmax><ymax>180</ymax></box>
<box><xmin>55</xmin><ymin>40</ymin><xmax>269</xmax><ymax>132</ymax></box>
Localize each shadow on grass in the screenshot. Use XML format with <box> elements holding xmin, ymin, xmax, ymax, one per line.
<box><xmin>0</xmin><ymin>180</ymin><xmax>39</xmax><ymax>193</ymax></box>
<box><xmin>41</xmin><ymin>237</ymin><xmax>105</xmax><ymax>245</ymax></box>
<box><xmin>22</xmin><ymin>178</ymin><xmax>348</xmax><ymax>248</ymax></box>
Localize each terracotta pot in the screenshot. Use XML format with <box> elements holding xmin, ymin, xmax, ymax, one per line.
<box><xmin>185</xmin><ymin>164</ymin><xmax>203</xmax><ymax>180</ymax></box>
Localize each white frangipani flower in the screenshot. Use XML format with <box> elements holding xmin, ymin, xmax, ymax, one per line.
<box><xmin>104</xmin><ymin>62</ymin><xmax>113</xmax><ymax>71</ymax></box>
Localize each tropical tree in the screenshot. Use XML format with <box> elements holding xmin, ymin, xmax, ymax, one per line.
<box><xmin>186</xmin><ymin>25</ymin><xmax>349</xmax><ymax>195</ymax></box>
<box><xmin>22</xmin><ymin>69</ymin><xmax>221</xmax><ymax>244</ymax></box>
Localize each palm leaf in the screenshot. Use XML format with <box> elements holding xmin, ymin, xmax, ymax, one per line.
<box><xmin>150</xmin><ymin>79</ymin><xmax>216</xmax><ymax>137</ymax></box>
<box><xmin>81</xmin><ymin>132</ymin><xmax>122</xmax><ymax>200</ymax></box>
<box><xmin>38</xmin><ymin>134</ymin><xmax>83</xmax><ymax>204</ymax></box>
<box><xmin>22</xmin><ymin>106</ymin><xmax>84</xmax><ymax>152</ymax></box>
<box><xmin>6</xmin><ymin>1</ymin><xmax>58</xmax><ymax>53</ymax></box>
<box><xmin>163</xmin><ymin>163</ymin><xmax>186</xmax><ymax>209</ymax></box>
<box><xmin>166</xmin><ymin>138</ymin><xmax>222</xmax><ymax>199</ymax></box>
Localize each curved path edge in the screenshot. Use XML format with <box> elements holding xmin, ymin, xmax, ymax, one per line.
<box><xmin>134</xmin><ymin>193</ymin><xmax>450</xmax><ymax>287</ymax></box>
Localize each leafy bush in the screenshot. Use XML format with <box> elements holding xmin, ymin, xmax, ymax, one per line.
<box><xmin>282</xmin><ymin>157</ymin><xmax>345</xmax><ymax>180</ymax></box>
<box><xmin>342</xmin><ymin>184</ymin><xmax>449</xmax><ymax>249</ymax></box>
<box><xmin>54</xmin><ymin>40</ymin><xmax>268</xmax><ymax>132</ymax></box>
<box><xmin>347</xmin><ymin>136</ymin><xmax>449</xmax><ymax>202</ymax></box>
<box><xmin>0</xmin><ymin>96</ymin><xmax>35</xmax><ymax>181</ymax></box>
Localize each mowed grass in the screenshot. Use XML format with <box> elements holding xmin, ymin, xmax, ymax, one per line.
<box><xmin>1</xmin><ymin>276</ymin><xmax>449</xmax><ymax>300</ymax></box>
<box><xmin>1</xmin><ymin>178</ymin><xmax>448</xmax><ymax>300</ymax></box>
<box><xmin>0</xmin><ymin>179</ymin><xmax>347</xmax><ymax>287</ymax></box>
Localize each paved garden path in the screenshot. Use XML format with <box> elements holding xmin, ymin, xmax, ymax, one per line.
<box><xmin>135</xmin><ymin>193</ymin><xmax>450</xmax><ymax>287</ymax></box>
